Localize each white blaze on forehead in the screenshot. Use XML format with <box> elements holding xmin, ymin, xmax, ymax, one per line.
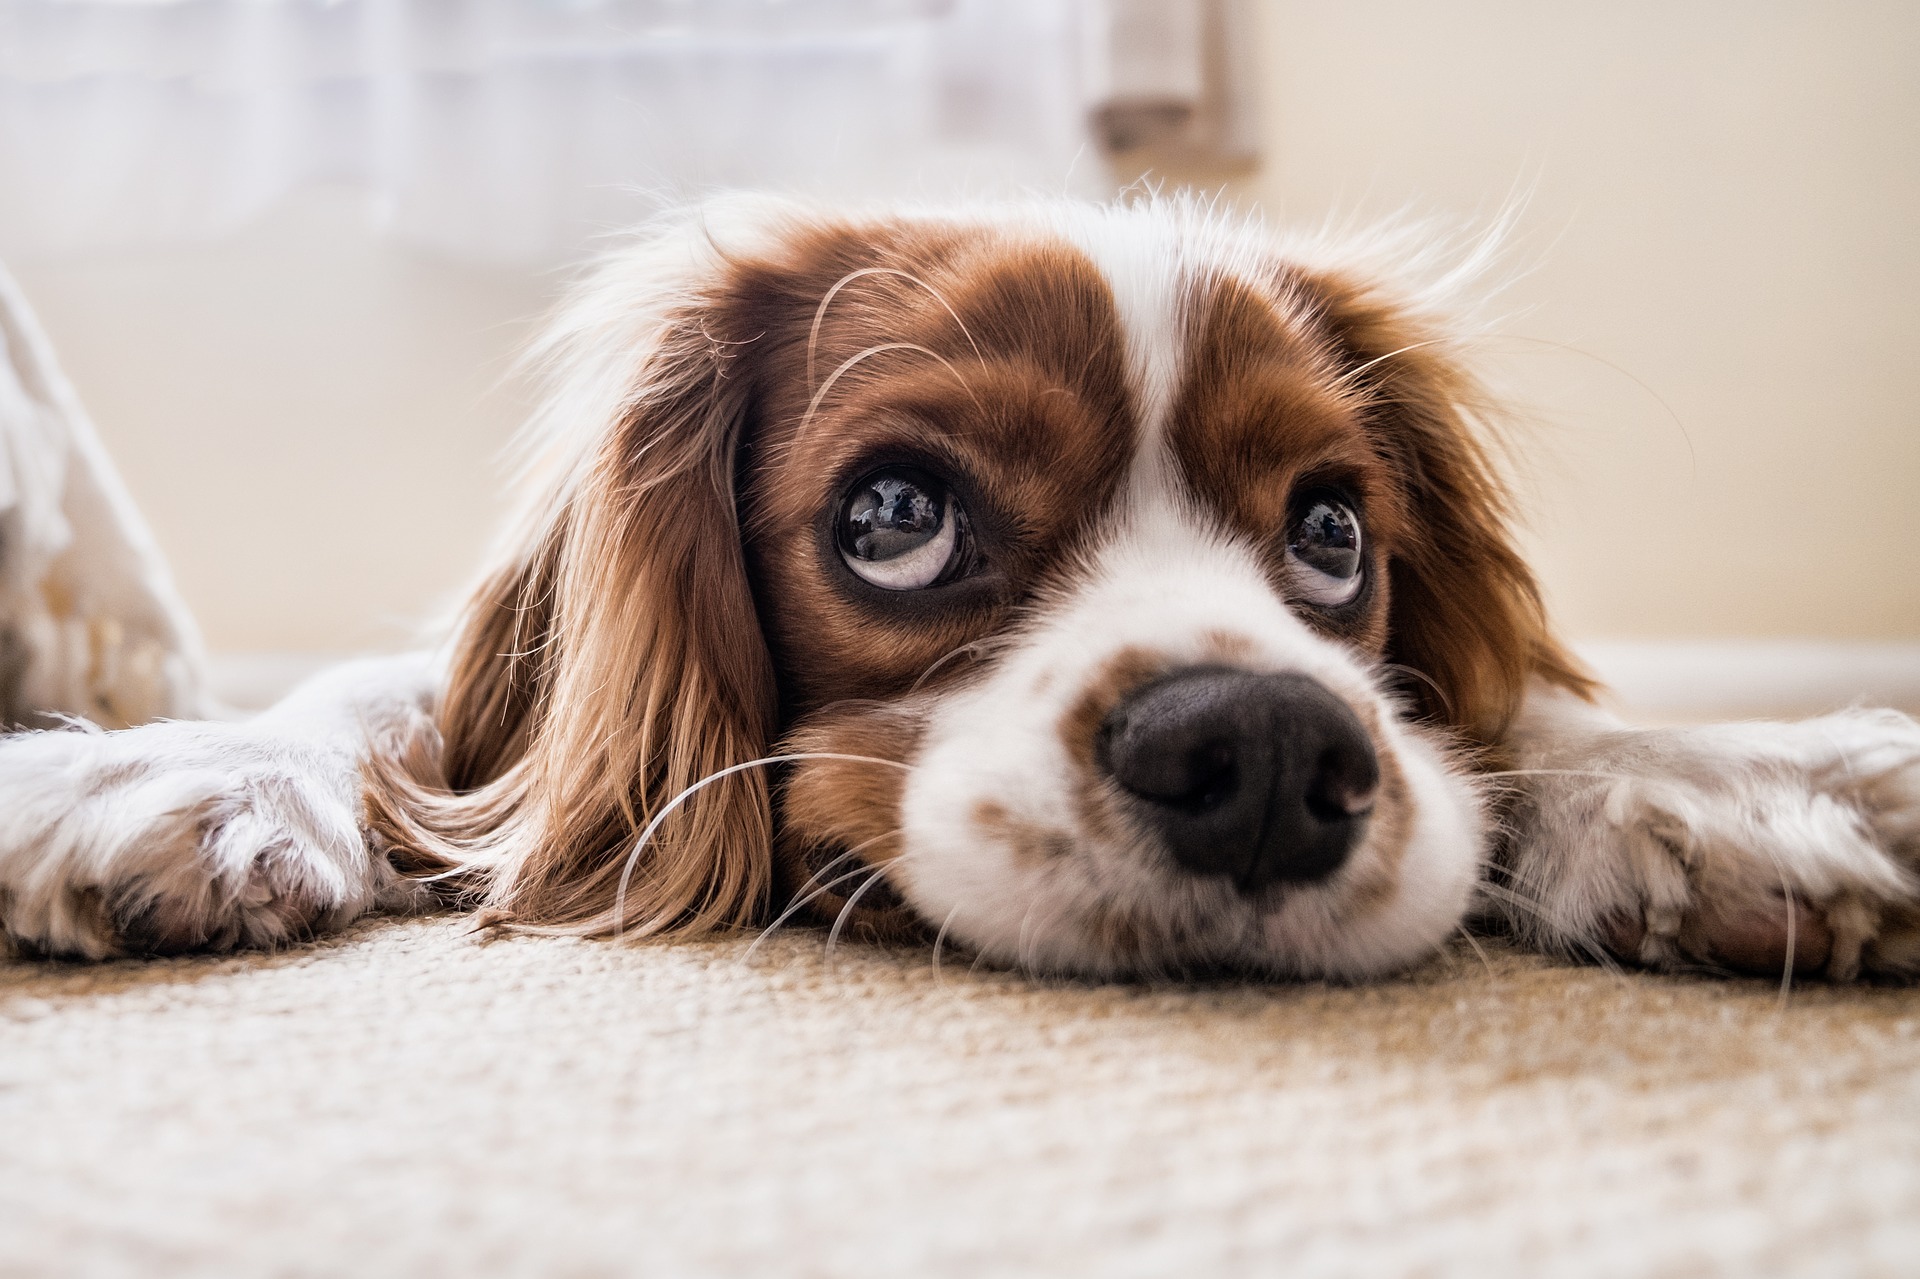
<box><xmin>1049</xmin><ymin>208</ymin><xmax>1192</xmax><ymax>485</ymax></box>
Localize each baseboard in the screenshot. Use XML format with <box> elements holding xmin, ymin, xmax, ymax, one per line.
<box><xmin>207</xmin><ymin>641</ymin><xmax>1920</xmax><ymax>721</ymax></box>
<box><xmin>1576</xmin><ymin>640</ymin><xmax>1920</xmax><ymax>720</ymax></box>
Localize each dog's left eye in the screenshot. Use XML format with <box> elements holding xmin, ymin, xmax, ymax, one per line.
<box><xmin>1286</xmin><ymin>490</ymin><xmax>1364</xmax><ymax>607</ymax></box>
<box><xmin>837</xmin><ymin>466</ymin><xmax>970</xmax><ymax>590</ymax></box>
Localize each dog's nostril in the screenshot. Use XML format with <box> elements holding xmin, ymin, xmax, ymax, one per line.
<box><xmin>1102</xmin><ymin>730</ymin><xmax>1241</xmax><ymax>813</ymax></box>
<box><xmin>1096</xmin><ymin>667</ymin><xmax>1378</xmax><ymax>892</ymax></box>
<box><xmin>1305</xmin><ymin>744</ymin><xmax>1379</xmax><ymax>822</ymax></box>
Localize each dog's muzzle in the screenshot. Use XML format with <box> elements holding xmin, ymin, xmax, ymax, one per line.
<box><xmin>1095</xmin><ymin>668</ymin><xmax>1380</xmax><ymax>892</ymax></box>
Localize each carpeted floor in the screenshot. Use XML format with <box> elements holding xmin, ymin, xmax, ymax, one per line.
<box><xmin>3</xmin><ymin>916</ymin><xmax>1917</xmax><ymax>1277</ymax></box>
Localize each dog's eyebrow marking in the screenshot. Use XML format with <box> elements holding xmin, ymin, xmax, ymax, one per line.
<box><xmin>806</xmin><ymin>266</ymin><xmax>988</xmax><ymax>394</ymax></box>
<box><xmin>796</xmin><ymin>342</ymin><xmax>983</xmax><ymax>441</ymax></box>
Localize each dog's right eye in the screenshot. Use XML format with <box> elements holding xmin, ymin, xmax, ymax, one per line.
<box><xmin>836</xmin><ymin>466</ymin><xmax>971</xmax><ymax>590</ymax></box>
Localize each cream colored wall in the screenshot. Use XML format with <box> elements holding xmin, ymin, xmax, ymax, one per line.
<box><xmin>9</xmin><ymin>2</ymin><xmax>1917</xmax><ymax>652</ymax></box>
<box><xmin>12</xmin><ymin>191</ymin><xmax>548</xmax><ymax>653</ymax></box>
<box><xmin>1225</xmin><ymin>1</ymin><xmax>1920</xmax><ymax>640</ymax></box>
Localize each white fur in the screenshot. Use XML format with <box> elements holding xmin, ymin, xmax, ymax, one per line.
<box><xmin>0</xmin><ymin>656</ymin><xmax>438</xmax><ymax>959</ymax></box>
<box><xmin>1498</xmin><ymin>683</ymin><xmax>1920</xmax><ymax>979</ymax></box>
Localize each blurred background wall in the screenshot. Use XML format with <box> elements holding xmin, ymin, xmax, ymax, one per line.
<box><xmin>4</xmin><ymin>0</ymin><xmax>1915</xmax><ymax>664</ymax></box>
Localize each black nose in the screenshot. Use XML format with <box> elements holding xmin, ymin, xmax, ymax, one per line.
<box><xmin>1095</xmin><ymin>668</ymin><xmax>1379</xmax><ymax>892</ymax></box>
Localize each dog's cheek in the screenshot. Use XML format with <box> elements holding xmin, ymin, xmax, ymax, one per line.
<box><xmin>1318</xmin><ymin>723</ymin><xmax>1484</xmax><ymax>975</ymax></box>
<box><xmin>772</xmin><ymin>702</ymin><xmax>932</xmax><ymax>942</ymax></box>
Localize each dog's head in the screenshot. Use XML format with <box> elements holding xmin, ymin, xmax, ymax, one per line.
<box><xmin>374</xmin><ymin>196</ymin><xmax>1589</xmax><ymax>980</ymax></box>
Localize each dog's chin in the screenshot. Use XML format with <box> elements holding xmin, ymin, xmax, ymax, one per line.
<box><xmin>890</xmin><ymin>723</ymin><xmax>1485</xmax><ymax>983</ymax></box>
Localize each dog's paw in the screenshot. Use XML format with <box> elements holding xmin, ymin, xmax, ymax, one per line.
<box><xmin>0</xmin><ymin>719</ymin><xmax>427</xmax><ymax>959</ymax></box>
<box><xmin>1499</xmin><ymin>708</ymin><xmax>1920</xmax><ymax>981</ymax></box>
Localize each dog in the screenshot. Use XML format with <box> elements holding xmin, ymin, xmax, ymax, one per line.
<box><xmin>2</xmin><ymin>195</ymin><xmax>1918</xmax><ymax>981</ymax></box>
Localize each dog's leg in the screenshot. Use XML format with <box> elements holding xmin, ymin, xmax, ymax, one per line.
<box><xmin>1492</xmin><ymin>684</ymin><xmax>1920</xmax><ymax>980</ymax></box>
<box><xmin>0</xmin><ymin>655</ymin><xmax>442</xmax><ymax>959</ymax></box>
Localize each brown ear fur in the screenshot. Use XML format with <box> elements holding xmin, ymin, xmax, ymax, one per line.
<box><xmin>367</xmin><ymin>220</ymin><xmax>779</xmax><ymax>936</ymax></box>
<box><xmin>1298</xmin><ymin>268</ymin><xmax>1594</xmax><ymax>745</ymax></box>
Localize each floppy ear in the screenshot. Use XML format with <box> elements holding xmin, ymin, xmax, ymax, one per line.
<box><xmin>1299</xmin><ymin>267</ymin><xmax>1594</xmax><ymax>746</ymax></box>
<box><xmin>368</xmin><ymin>216</ymin><xmax>780</xmax><ymax>936</ymax></box>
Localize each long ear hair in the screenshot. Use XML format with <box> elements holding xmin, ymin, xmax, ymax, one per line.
<box><xmin>1295</xmin><ymin>258</ymin><xmax>1594</xmax><ymax>745</ymax></box>
<box><xmin>367</xmin><ymin>204</ymin><xmax>787</xmax><ymax>936</ymax></box>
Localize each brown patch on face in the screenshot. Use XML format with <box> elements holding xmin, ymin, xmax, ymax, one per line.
<box><xmin>1057</xmin><ymin>645</ymin><xmax>1173</xmax><ymax>847</ymax></box>
<box><xmin>971</xmin><ymin>798</ymin><xmax>1075</xmax><ymax>868</ymax></box>
<box><xmin>735</xmin><ymin>228</ymin><xmax>1140</xmax><ymax>721</ymax></box>
<box><xmin>1198</xmin><ymin>629</ymin><xmax>1256</xmax><ymax>665</ymax></box>
<box><xmin>1290</xmin><ymin>268</ymin><xmax>1594</xmax><ymax>742</ymax></box>
<box><xmin>1165</xmin><ymin>274</ymin><xmax>1406</xmax><ymax>656</ymax></box>
<box><xmin>1059</xmin><ymin>646</ymin><xmax>1172</xmax><ymax>771</ymax></box>
<box><xmin>1164</xmin><ymin>264</ymin><xmax>1595</xmax><ymax>746</ymax></box>
<box><xmin>716</xmin><ymin>218</ymin><xmax>1153</xmax><ymax>941</ymax></box>
<box><xmin>774</xmin><ymin>698</ymin><xmax>928</xmax><ymax>942</ymax></box>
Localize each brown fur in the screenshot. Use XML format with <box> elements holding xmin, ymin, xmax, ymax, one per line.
<box><xmin>362</xmin><ymin>202</ymin><xmax>1590</xmax><ymax>946</ymax></box>
<box><xmin>1286</xmin><ymin>268</ymin><xmax>1595</xmax><ymax>742</ymax></box>
<box><xmin>740</xmin><ymin>237</ymin><xmax>1141</xmax><ymax>932</ymax></box>
<box><xmin>366</xmin><ymin>263</ymin><xmax>782</xmax><ymax>936</ymax></box>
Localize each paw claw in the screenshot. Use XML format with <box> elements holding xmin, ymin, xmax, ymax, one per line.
<box><xmin>1824</xmin><ymin>895</ymin><xmax>1878</xmax><ymax>983</ymax></box>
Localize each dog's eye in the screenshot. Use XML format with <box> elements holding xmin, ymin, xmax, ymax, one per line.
<box><xmin>1286</xmin><ymin>491</ymin><xmax>1364</xmax><ymax>607</ymax></box>
<box><xmin>837</xmin><ymin>467</ymin><xmax>968</xmax><ymax>590</ymax></box>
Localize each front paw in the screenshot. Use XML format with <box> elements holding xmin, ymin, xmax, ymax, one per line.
<box><xmin>0</xmin><ymin>721</ymin><xmax>425</xmax><ymax>959</ymax></box>
<box><xmin>1499</xmin><ymin>708</ymin><xmax>1920</xmax><ymax>981</ymax></box>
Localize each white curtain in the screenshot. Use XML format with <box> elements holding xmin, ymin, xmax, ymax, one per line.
<box><xmin>0</xmin><ymin>0</ymin><xmax>1166</xmax><ymax>264</ymax></box>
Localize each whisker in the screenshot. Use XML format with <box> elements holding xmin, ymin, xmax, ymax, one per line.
<box><xmin>1740</xmin><ymin>837</ymin><xmax>1801</xmax><ymax>1009</ymax></box>
<box><xmin>1484</xmin><ymin>859</ymin><xmax>1555</xmax><ymax>896</ymax></box>
<box><xmin>741</xmin><ymin>839</ymin><xmax>898</xmax><ymax>964</ymax></box>
<box><xmin>1479</xmin><ymin>878</ymin><xmax>1629</xmax><ymax>979</ymax></box>
<box><xmin>1474</xmin><ymin>877</ymin><xmax>1553</xmax><ymax>924</ymax></box>
<box><xmin>1476</xmin><ymin>770</ymin><xmax>1637</xmax><ymax>806</ymax></box>
<box><xmin>798</xmin><ymin>342</ymin><xmax>982</xmax><ymax>441</ymax></box>
<box><xmin>612</xmin><ymin>752</ymin><xmax>910</xmax><ymax>939</ymax></box>
<box><xmin>825</xmin><ymin>864</ymin><xmax>895</xmax><ymax>958</ymax></box>
<box><xmin>931</xmin><ymin>903</ymin><xmax>965</xmax><ymax>988</ymax></box>
<box><xmin>1455</xmin><ymin>922</ymin><xmax>1497</xmax><ymax>980</ymax></box>
<box><xmin>748</xmin><ymin>827</ymin><xmax>905</xmax><ymax>949</ymax></box>
<box><xmin>910</xmin><ymin>640</ymin><xmax>993</xmax><ymax>694</ymax></box>
<box><xmin>1479</xmin><ymin>333</ymin><xmax>1697</xmax><ymax>480</ymax></box>
<box><xmin>807</xmin><ymin>266</ymin><xmax>987</xmax><ymax>392</ymax></box>
<box><xmin>1014</xmin><ymin>891</ymin><xmax>1048</xmax><ymax>979</ymax></box>
<box><xmin>1375</xmin><ymin>662</ymin><xmax>1454</xmax><ymax>720</ymax></box>
<box><xmin>1327</xmin><ymin>338</ymin><xmax>1454</xmax><ymax>393</ymax></box>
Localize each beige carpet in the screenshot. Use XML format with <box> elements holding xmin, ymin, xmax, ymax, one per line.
<box><xmin>3</xmin><ymin>918</ymin><xmax>1918</xmax><ymax>1277</ymax></box>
